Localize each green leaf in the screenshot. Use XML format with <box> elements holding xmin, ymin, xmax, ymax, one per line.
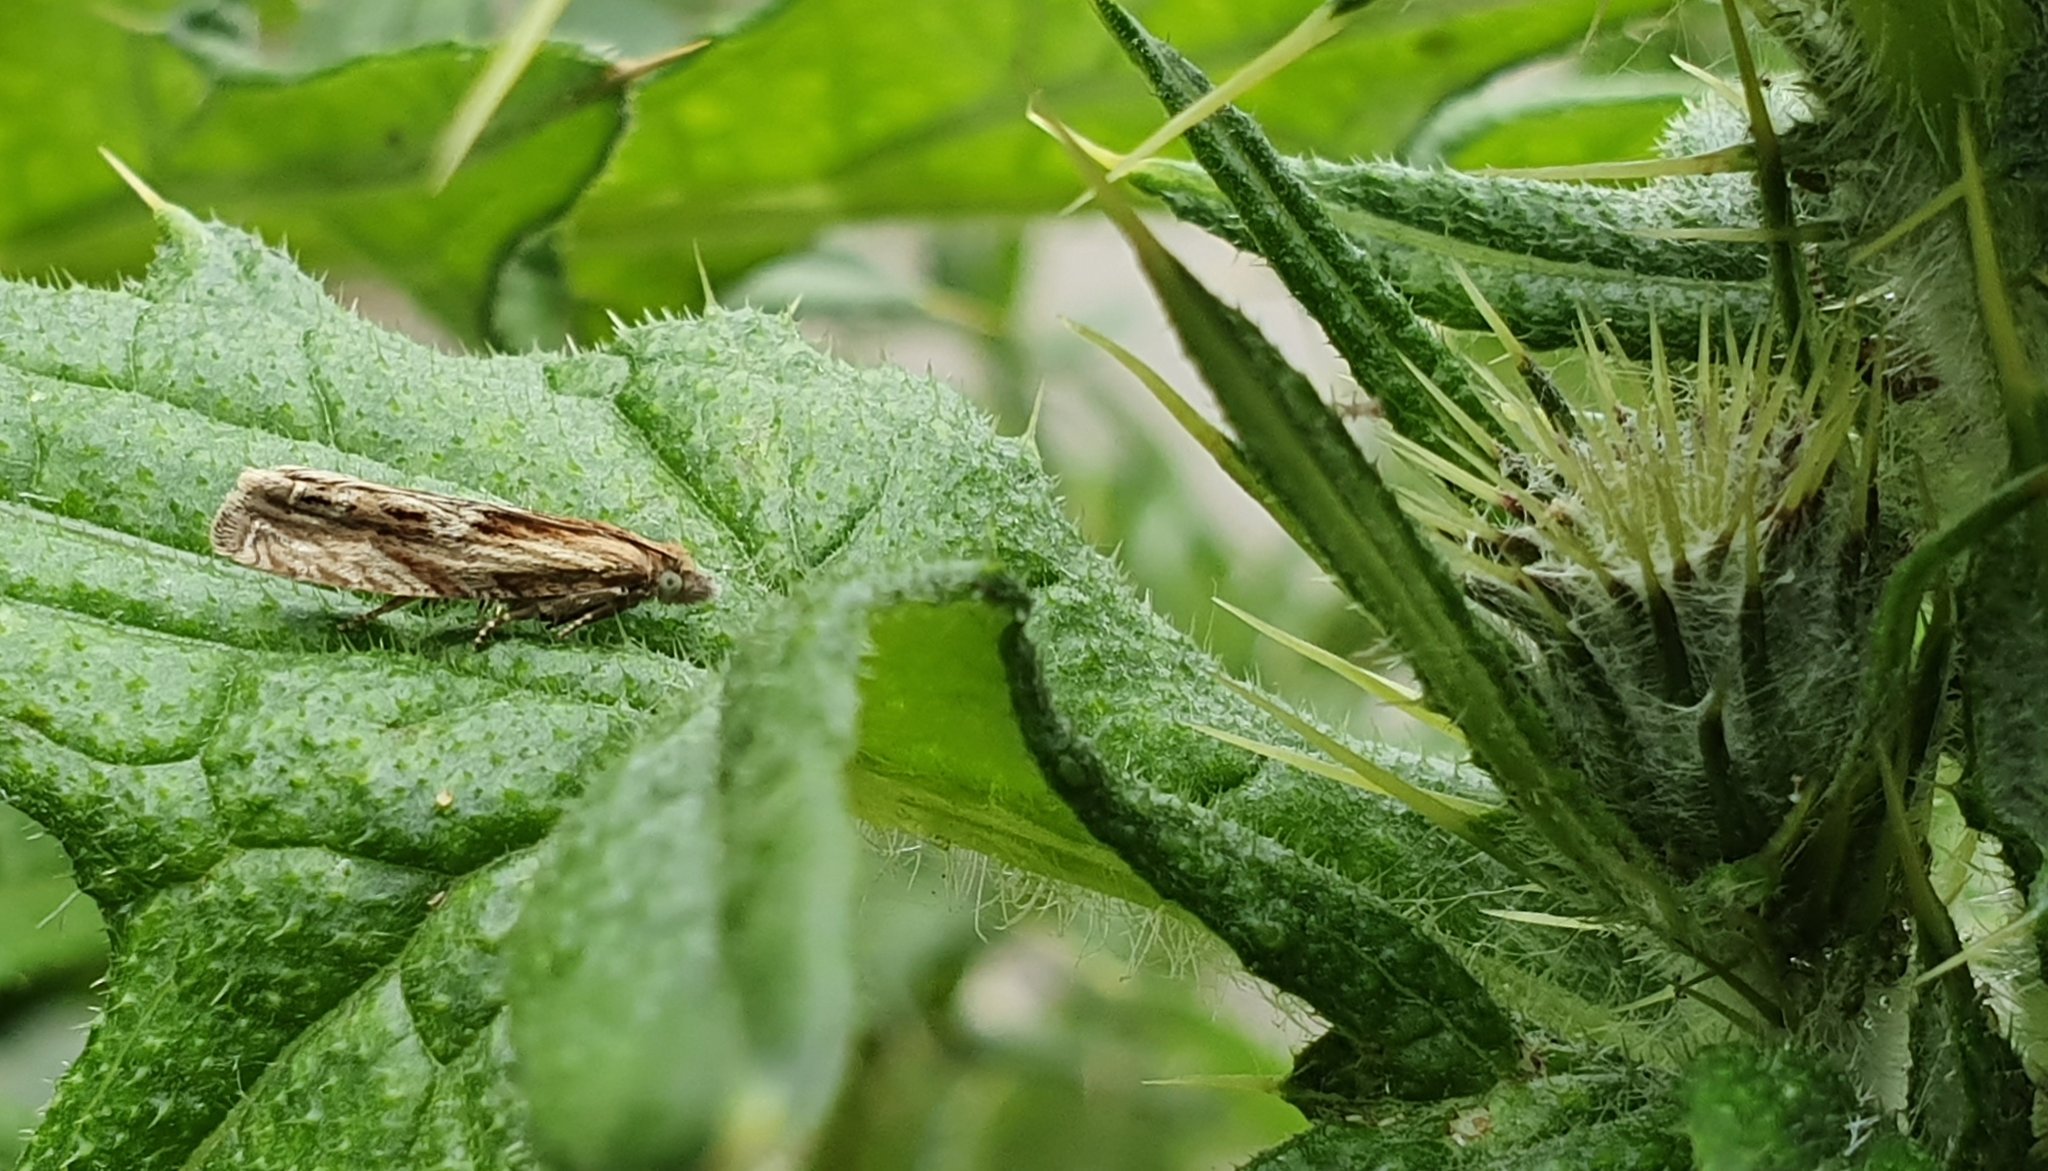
<box><xmin>0</xmin><ymin>0</ymin><xmax>624</xmax><ymax>343</ymax></box>
<box><xmin>1059</xmin><ymin>103</ymin><xmax>1691</xmax><ymax>936</ymax></box>
<box><xmin>1681</xmin><ymin>1045</ymin><xmax>1854</xmax><ymax>1171</ymax></box>
<box><xmin>512</xmin><ymin>568</ymin><xmax>1002</xmax><ymax>1169</ymax></box>
<box><xmin>0</xmin><ymin>805</ymin><xmax>103</xmax><ymax>994</ymax></box>
<box><xmin>0</xmin><ymin>209</ymin><xmax>1546</xmax><ymax>1165</ymax></box>
<box><xmin>1090</xmin><ymin>0</ymin><xmax>1490</xmax><ymax>455</ymax></box>
<box><xmin>1000</xmin><ymin>583</ymin><xmax>1521</xmax><ymax>1100</ymax></box>
<box><xmin>1129</xmin><ymin>155</ymin><xmax>1772</xmax><ymax>354</ymax></box>
<box><xmin>1236</xmin><ymin>1089</ymin><xmax>1687</xmax><ymax>1171</ymax></box>
<box><xmin>1410</xmin><ymin>72</ymin><xmax>1696</xmax><ymax>169</ymax></box>
<box><xmin>1242</xmin><ymin>1105</ymin><xmax>1687</xmax><ymax>1170</ymax></box>
<box><xmin>556</xmin><ymin>0</ymin><xmax>1671</xmax><ymax>335</ymax></box>
<box><xmin>510</xmin><ymin>695</ymin><xmax>738</xmax><ymax>1168</ymax></box>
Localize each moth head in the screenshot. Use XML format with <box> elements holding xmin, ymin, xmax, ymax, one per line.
<box><xmin>655</xmin><ymin>564</ymin><xmax>719</xmax><ymax>605</ymax></box>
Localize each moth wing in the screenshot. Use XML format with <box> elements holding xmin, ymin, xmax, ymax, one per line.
<box><xmin>432</xmin><ymin>506</ymin><xmax>670</xmax><ymax>598</ymax></box>
<box><xmin>212</xmin><ymin>466</ymin><xmax>676</xmax><ymax>600</ymax></box>
<box><xmin>213</xmin><ymin>503</ymin><xmax>471</xmax><ymax>596</ymax></box>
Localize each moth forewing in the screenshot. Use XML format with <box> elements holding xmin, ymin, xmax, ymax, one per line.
<box><xmin>210</xmin><ymin>466</ymin><xmax>717</xmax><ymax>642</ymax></box>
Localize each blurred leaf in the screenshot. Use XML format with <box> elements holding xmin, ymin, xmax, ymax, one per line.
<box><xmin>1681</xmin><ymin>1046</ymin><xmax>1855</xmax><ymax>1171</ymax></box>
<box><xmin>0</xmin><ymin>806</ymin><xmax>103</xmax><ymax>995</ymax></box>
<box><xmin>268</xmin><ymin>0</ymin><xmax>500</xmax><ymax>66</ymax></box>
<box><xmin>0</xmin><ymin>996</ymin><xmax>96</xmax><ymax>1168</ymax></box>
<box><xmin>0</xmin><ymin>1</ymin><xmax>623</xmax><ymax>343</ymax></box>
<box><xmin>1416</xmin><ymin>76</ymin><xmax>1695</xmax><ymax>169</ymax></box>
<box><xmin>515</xmin><ymin>570</ymin><xmax>1073</xmax><ymax>1169</ymax></box>
<box><xmin>11</xmin><ymin>0</ymin><xmax>1685</xmax><ymax>345</ymax></box>
<box><xmin>815</xmin><ymin>919</ymin><xmax>1301</xmax><ymax>1171</ymax></box>
<box><xmin>558</xmin><ymin>0</ymin><xmax>1677</xmax><ymax>334</ymax></box>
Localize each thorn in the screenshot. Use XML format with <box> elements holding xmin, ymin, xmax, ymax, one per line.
<box><xmin>1479</xmin><ymin>143</ymin><xmax>1753</xmax><ymax>182</ymax></box>
<box><xmin>1022</xmin><ymin>381</ymin><xmax>1047</xmax><ymax>449</ymax></box>
<box><xmin>98</xmin><ymin>147</ymin><xmax>166</xmax><ymax>212</ymax></box>
<box><xmin>608</xmin><ymin>37</ymin><xmax>711</xmax><ymax>87</ymax></box>
<box><xmin>1669</xmin><ymin>54</ymin><xmax>1746</xmax><ymax>112</ymax></box>
<box><xmin>693</xmin><ymin>242</ymin><xmax>719</xmax><ymax>308</ymax></box>
<box><xmin>1024</xmin><ymin>97</ymin><xmax>1124</xmax><ymax>216</ymax></box>
<box><xmin>429</xmin><ymin>0</ymin><xmax>572</xmax><ymax>192</ymax></box>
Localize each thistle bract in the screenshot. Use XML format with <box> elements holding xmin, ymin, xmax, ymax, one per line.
<box><xmin>1392</xmin><ymin>319</ymin><xmax>1893</xmax><ymax>877</ymax></box>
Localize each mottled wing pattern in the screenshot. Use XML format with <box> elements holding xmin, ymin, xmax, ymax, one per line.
<box><xmin>209</xmin><ymin>467</ymin><xmax>668</xmax><ymax>600</ymax></box>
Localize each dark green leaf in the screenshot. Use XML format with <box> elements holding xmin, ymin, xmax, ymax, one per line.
<box><xmin>1130</xmin><ymin>155</ymin><xmax>1771</xmax><ymax>353</ymax></box>
<box><xmin>1092</xmin><ymin>0</ymin><xmax>1489</xmax><ymax>454</ymax></box>
<box><xmin>1242</xmin><ymin>1107</ymin><xmax>1687</xmax><ymax>1171</ymax></box>
<box><xmin>999</xmin><ymin>586</ymin><xmax>1521</xmax><ymax>1100</ymax></box>
<box><xmin>1958</xmin><ymin>516</ymin><xmax>2048</xmax><ymax>876</ymax></box>
<box><xmin>1905</xmin><ymin>956</ymin><xmax>2033</xmax><ymax>1171</ymax></box>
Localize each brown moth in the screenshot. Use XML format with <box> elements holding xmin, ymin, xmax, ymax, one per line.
<box><xmin>210</xmin><ymin>466</ymin><xmax>717</xmax><ymax>644</ymax></box>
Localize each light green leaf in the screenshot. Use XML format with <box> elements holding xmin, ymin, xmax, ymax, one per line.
<box><xmin>512</xmin><ymin>568</ymin><xmax>1005</xmax><ymax>1169</ymax></box>
<box><xmin>0</xmin><ymin>209</ymin><xmax>1557</xmax><ymax>1166</ymax></box>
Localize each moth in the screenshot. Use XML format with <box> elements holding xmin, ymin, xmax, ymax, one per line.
<box><xmin>210</xmin><ymin>466</ymin><xmax>717</xmax><ymax>644</ymax></box>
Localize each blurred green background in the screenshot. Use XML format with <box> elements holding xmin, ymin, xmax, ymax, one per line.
<box><xmin>0</xmin><ymin>0</ymin><xmax>1728</xmax><ymax>1163</ymax></box>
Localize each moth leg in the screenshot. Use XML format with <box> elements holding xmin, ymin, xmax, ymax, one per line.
<box><xmin>547</xmin><ymin>593</ymin><xmax>637</xmax><ymax>639</ymax></box>
<box><xmin>472</xmin><ymin>602</ymin><xmax>521</xmax><ymax>648</ymax></box>
<box><xmin>348</xmin><ymin>597</ymin><xmax>417</xmax><ymax>627</ymax></box>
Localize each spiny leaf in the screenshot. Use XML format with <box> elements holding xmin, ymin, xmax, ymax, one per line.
<box><xmin>1129</xmin><ymin>155</ymin><xmax>1773</xmax><ymax>354</ymax></box>
<box><xmin>999</xmin><ymin>589</ymin><xmax>1522</xmax><ymax>1101</ymax></box>
<box><xmin>1049</xmin><ymin>91</ymin><xmax>1683</xmax><ymax>938</ymax></box>
<box><xmin>0</xmin><ymin>210</ymin><xmax>1564</xmax><ymax>1167</ymax></box>
<box><xmin>1092</xmin><ymin>0</ymin><xmax>1490</xmax><ymax>455</ymax></box>
<box><xmin>512</xmin><ymin>567</ymin><xmax>1006</xmax><ymax>1169</ymax></box>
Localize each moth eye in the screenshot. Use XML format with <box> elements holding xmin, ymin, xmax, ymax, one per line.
<box><xmin>657</xmin><ymin>569</ymin><xmax>685</xmax><ymax>599</ymax></box>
